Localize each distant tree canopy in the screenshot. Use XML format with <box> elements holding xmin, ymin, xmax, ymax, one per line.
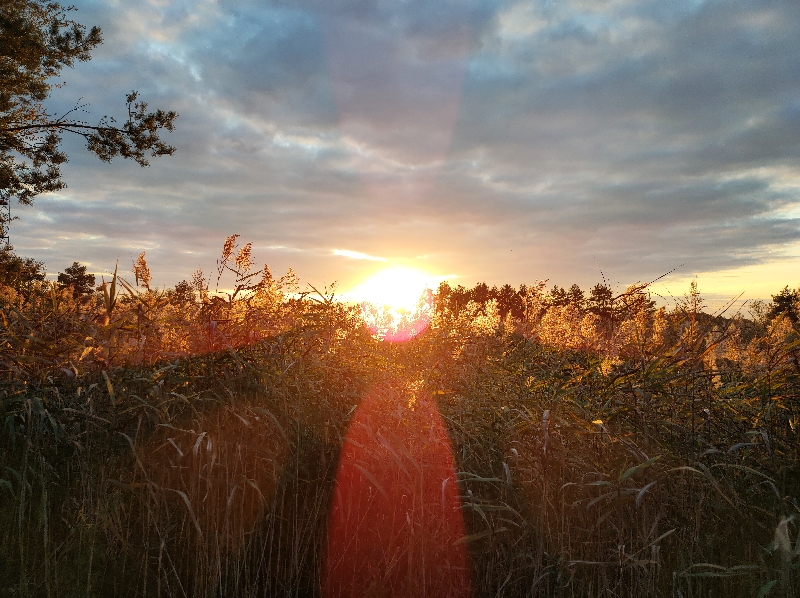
<box><xmin>0</xmin><ymin>0</ymin><xmax>177</xmax><ymax>219</ymax></box>
<box><xmin>57</xmin><ymin>261</ymin><xmax>95</xmax><ymax>298</ymax></box>
<box><xmin>435</xmin><ymin>279</ymin><xmax>657</xmax><ymax>324</ymax></box>
<box><xmin>587</xmin><ymin>283</ymin><xmax>613</xmax><ymax>319</ymax></box>
<box><xmin>434</xmin><ymin>277</ymin><xmax>800</xmax><ymax>348</ymax></box>
<box><xmin>167</xmin><ymin>279</ymin><xmax>196</xmax><ymax>307</ymax></box>
<box><xmin>436</xmin><ymin>281</ymin><xmax>526</xmax><ymax>320</ymax></box>
<box><xmin>0</xmin><ymin>246</ymin><xmax>44</xmax><ymax>290</ymax></box>
<box><xmin>768</xmin><ymin>286</ymin><xmax>800</xmax><ymax>324</ymax></box>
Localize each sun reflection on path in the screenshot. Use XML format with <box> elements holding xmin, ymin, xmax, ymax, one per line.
<box><xmin>324</xmin><ymin>382</ymin><xmax>470</xmax><ymax>598</ymax></box>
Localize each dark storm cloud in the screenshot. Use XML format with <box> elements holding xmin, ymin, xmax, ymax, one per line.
<box><xmin>14</xmin><ymin>0</ymin><xmax>800</xmax><ymax>294</ymax></box>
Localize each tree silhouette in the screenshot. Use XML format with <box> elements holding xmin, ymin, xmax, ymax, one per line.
<box><xmin>496</xmin><ymin>283</ymin><xmax>524</xmax><ymax>319</ymax></box>
<box><xmin>548</xmin><ymin>285</ymin><xmax>568</xmax><ymax>307</ymax></box>
<box><xmin>768</xmin><ymin>286</ymin><xmax>800</xmax><ymax>324</ymax></box>
<box><xmin>0</xmin><ymin>247</ymin><xmax>44</xmax><ymax>291</ymax></box>
<box><xmin>588</xmin><ymin>283</ymin><xmax>613</xmax><ymax>321</ymax></box>
<box><xmin>567</xmin><ymin>284</ymin><xmax>585</xmax><ymax>310</ymax></box>
<box><xmin>471</xmin><ymin>282</ymin><xmax>490</xmax><ymax>304</ymax></box>
<box><xmin>57</xmin><ymin>261</ymin><xmax>95</xmax><ymax>298</ymax></box>
<box><xmin>0</xmin><ymin>0</ymin><xmax>177</xmax><ymax>223</ymax></box>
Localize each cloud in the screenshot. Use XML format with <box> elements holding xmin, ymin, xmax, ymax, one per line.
<box><xmin>12</xmin><ymin>0</ymin><xmax>800</xmax><ymax>298</ymax></box>
<box><xmin>332</xmin><ymin>249</ymin><xmax>388</xmax><ymax>262</ymax></box>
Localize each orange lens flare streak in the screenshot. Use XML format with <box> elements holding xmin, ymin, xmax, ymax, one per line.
<box><xmin>324</xmin><ymin>383</ymin><xmax>470</xmax><ymax>598</ymax></box>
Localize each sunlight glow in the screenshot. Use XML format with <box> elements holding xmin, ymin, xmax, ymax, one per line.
<box><xmin>352</xmin><ymin>267</ymin><xmax>438</xmax><ymax>342</ymax></box>
<box><xmin>353</xmin><ymin>267</ymin><xmax>436</xmax><ymax>311</ymax></box>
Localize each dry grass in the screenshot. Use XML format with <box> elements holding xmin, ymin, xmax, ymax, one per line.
<box><xmin>0</xmin><ymin>239</ymin><xmax>798</xmax><ymax>597</ymax></box>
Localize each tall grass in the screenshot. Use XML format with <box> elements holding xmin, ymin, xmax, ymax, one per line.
<box><xmin>0</xmin><ymin>239</ymin><xmax>798</xmax><ymax>597</ymax></box>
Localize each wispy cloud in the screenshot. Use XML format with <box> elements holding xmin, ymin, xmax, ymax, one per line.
<box><xmin>332</xmin><ymin>249</ymin><xmax>388</xmax><ymax>262</ymax></box>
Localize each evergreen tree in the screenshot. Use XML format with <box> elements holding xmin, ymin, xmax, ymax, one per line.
<box><xmin>496</xmin><ymin>283</ymin><xmax>523</xmax><ymax>319</ymax></box>
<box><xmin>57</xmin><ymin>261</ymin><xmax>95</xmax><ymax>298</ymax></box>
<box><xmin>768</xmin><ymin>286</ymin><xmax>800</xmax><ymax>323</ymax></box>
<box><xmin>0</xmin><ymin>246</ymin><xmax>45</xmax><ymax>291</ymax></box>
<box><xmin>587</xmin><ymin>283</ymin><xmax>613</xmax><ymax>320</ymax></box>
<box><xmin>548</xmin><ymin>285</ymin><xmax>568</xmax><ymax>307</ymax></box>
<box><xmin>471</xmin><ymin>282</ymin><xmax>490</xmax><ymax>304</ymax></box>
<box><xmin>0</xmin><ymin>0</ymin><xmax>177</xmax><ymax>228</ymax></box>
<box><xmin>567</xmin><ymin>284</ymin><xmax>585</xmax><ymax>310</ymax></box>
<box><xmin>449</xmin><ymin>285</ymin><xmax>471</xmax><ymax>312</ymax></box>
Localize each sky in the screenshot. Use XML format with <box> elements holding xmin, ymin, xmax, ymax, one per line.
<box><xmin>13</xmin><ymin>0</ymin><xmax>800</xmax><ymax>308</ymax></box>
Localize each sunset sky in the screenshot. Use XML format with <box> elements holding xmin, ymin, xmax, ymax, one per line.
<box><xmin>15</xmin><ymin>0</ymin><xmax>800</xmax><ymax>308</ymax></box>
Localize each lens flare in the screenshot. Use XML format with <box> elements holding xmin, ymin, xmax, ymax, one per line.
<box><xmin>354</xmin><ymin>268</ymin><xmax>436</xmax><ymax>342</ymax></box>
<box><xmin>323</xmin><ymin>383</ymin><xmax>470</xmax><ymax>598</ymax></box>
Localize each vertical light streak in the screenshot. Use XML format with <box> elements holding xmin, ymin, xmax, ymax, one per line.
<box><xmin>324</xmin><ymin>383</ymin><xmax>470</xmax><ymax>598</ymax></box>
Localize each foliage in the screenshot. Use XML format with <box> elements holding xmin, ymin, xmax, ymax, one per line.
<box><xmin>0</xmin><ymin>0</ymin><xmax>177</xmax><ymax>219</ymax></box>
<box><xmin>0</xmin><ymin>246</ymin><xmax>44</xmax><ymax>293</ymax></box>
<box><xmin>0</xmin><ymin>243</ymin><xmax>798</xmax><ymax>597</ymax></box>
<box><xmin>769</xmin><ymin>286</ymin><xmax>800</xmax><ymax>324</ymax></box>
<box><xmin>56</xmin><ymin>261</ymin><xmax>94</xmax><ymax>298</ymax></box>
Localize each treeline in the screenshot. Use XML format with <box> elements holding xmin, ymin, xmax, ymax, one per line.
<box><xmin>436</xmin><ymin>280</ymin><xmax>647</xmax><ymax>321</ymax></box>
<box><xmin>438</xmin><ymin>278</ymin><xmax>798</xmax><ymax>325</ymax></box>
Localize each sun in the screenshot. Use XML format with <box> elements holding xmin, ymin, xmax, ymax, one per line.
<box><xmin>351</xmin><ymin>267</ymin><xmax>439</xmax><ymax>342</ymax></box>
<box><xmin>352</xmin><ymin>267</ymin><xmax>437</xmax><ymax>312</ymax></box>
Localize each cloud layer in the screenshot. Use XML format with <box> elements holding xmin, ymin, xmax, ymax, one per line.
<box><xmin>14</xmin><ymin>0</ymin><xmax>800</xmax><ymax>299</ymax></box>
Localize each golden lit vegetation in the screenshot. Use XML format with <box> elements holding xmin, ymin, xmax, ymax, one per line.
<box><xmin>0</xmin><ymin>237</ymin><xmax>798</xmax><ymax>597</ymax></box>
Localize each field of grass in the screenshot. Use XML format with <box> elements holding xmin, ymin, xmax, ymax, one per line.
<box><xmin>0</xmin><ymin>240</ymin><xmax>798</xmax><ymax>597</ymax></box>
